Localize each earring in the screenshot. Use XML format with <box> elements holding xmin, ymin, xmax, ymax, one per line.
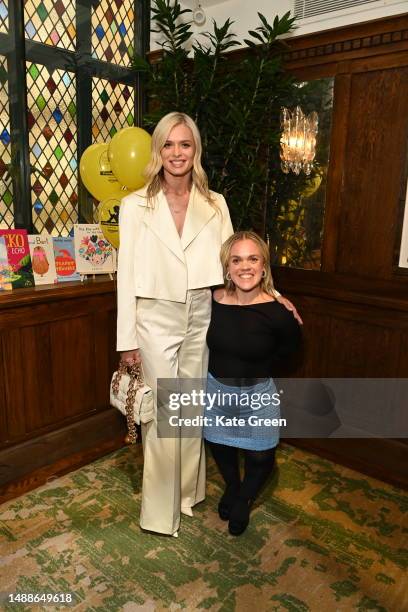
<box><xmin>261</xmin><ymin>270</ymin><xmax>266</xmax><ymax>278</ymax></box>
<box><xmin>226</xmin><ymin>271</ymin><xmax>231</xmax><ymax>281</ymax></box>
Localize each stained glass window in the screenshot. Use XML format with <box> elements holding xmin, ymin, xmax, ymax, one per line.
<box><xmin>26</xmin><ymin>63</ymin><xmax>78</xmax><ymax>236</ymax></box>
<box><xmin>24</xmin><ymin>0</ymin><xmax>76</xmax><ymax>51</ymax></box>
<box><xmin>92</xmin><ymin>0</ymin><xmax>135</xmax><ymax>65</ymax></box>
<box><xmin>1</xmin><ymin>0</ymin><xmax>143</xmax><ymax>233</ymax></box>
<box><xmin>0</xmin><ymin>0</ymin><xmax>9</xmax><ymax>34</ymax></box>
<box><xmin>92</xmin><ymin>78</ymin><xmax>134</xmax><ymax>142</ymax></box>
<box><xmin>0</xmin><ymin>55</ymin><xmax>13</xmax><ymax>229</ymax></box>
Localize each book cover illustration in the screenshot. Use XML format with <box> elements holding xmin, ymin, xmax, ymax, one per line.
<box><xmin>28</xmin><ymin>233</ymin><xmax>57</xmax><ymax>286</ymax></box>
<box><xmin>0</xmin><ymin>235</ymin><xmax>15</xmax><ymax>291</ymax></box>
<box><xmin>74</xmin><ymin>224</ymin><xmax>116</xmax><ymax>275</ymax></box>
<box><xmin>0</xmin><ymin>229</ymin><xmax>34</xmax><ymax>289</ymax></box>
<box><xmin>52</xmin><ymin>236</ymin><xmax>81</xmax><ymax>282</ymax></box>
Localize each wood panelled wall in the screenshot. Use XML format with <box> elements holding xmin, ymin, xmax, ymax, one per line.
<box><xmin>272</xmin><ymin>14</ymin><xmax>408</xmax><ymax>487</ymax></box>
<box><xmin>0</xmin><ymin>280</ymin><xmax>125</xmax><ymax>502</ymax></box>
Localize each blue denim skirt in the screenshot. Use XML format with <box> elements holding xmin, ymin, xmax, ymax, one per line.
<box><xmin>202</xmin><ymin>373</ymin><xmax>281</xmax><ymax>450</ymax></box>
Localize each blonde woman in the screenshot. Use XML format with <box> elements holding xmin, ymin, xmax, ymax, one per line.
<box><xmin>203</xmin><ymin>231</ymin><xmax>301</xmax><ymax>535</ymax></box>
<box><xmin>117</xmin><ymin>113</ymin><xmax>299</xmax><ymax>536</ymax></box>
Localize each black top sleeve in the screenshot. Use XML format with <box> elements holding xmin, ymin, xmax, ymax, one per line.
<box><xmin>207</xmin><ymin>298</ymin><xmax>301</xmax><ymax>378</ymax></box>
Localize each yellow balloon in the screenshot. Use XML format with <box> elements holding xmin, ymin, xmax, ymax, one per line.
<box><xmin>108</xmin><ymin>127</ymin><xmax>152</xmax><ymax>190</ymax></box>
<box><xmin>80</xmin><ymin>143</ymin><xmax>122</xmax><ymax>201</ymax></box>
<box><xmin>98</xmin><ymin>190</ymin><xmax>129</xmax><ymax>249</ymax></box>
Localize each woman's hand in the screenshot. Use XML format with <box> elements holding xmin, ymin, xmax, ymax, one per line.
<box><xmin>120</xmin><ymin>349</ymin><xmax>142</xmax><ymax>365</ymax></box>
<box><xmin>276</xmin><ymin>296</ymin><xmax>303</xmax><ymax>325</ymax></box>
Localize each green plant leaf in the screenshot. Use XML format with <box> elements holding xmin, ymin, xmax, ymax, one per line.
<box><xmin>248</xmin><ymin>30</ymin><xmax>265</xmax><ymax>43</ymax></box>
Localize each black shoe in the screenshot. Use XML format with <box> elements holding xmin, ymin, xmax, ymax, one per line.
<box><xmin>218</xmin><ymin>484</ymin><xmax>239</xmax><ymax>521</ymax></box>
<box><xmin>228</xmin><ymin>498</ymin><xmax>252</xmax><ymax>536</ymax></box>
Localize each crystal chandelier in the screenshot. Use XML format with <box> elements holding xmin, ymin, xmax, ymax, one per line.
<box><xmin>280</xmin><ymin>106</ymin><xmax>319</xmax><ymax>175</ymax></box>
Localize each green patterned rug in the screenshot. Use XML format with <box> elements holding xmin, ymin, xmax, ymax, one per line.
<box><xmin>1</xmin><ymin>444</ymin><xmax>407</xmax><ymax>611</ymax></box>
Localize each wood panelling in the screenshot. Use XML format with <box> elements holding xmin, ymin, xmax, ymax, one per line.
<box><xmin>291</xmin><ymin>299</ymin><xmax>332</xmax><ymax>377</ymax></box>
<box><xmin>280</xmin><ymin>292</ymin><xmax>408</xmax><ymax>376</ymax></box>
<box><xmin>274</xmin><ymin>268</ymin><xmax>408</xmax><ymax>311</ymax></box>
<box><xmin>0</xmin><ymin>410</ymin><xmax>125</xmax><ymax>491</ymax></box>
<box><xmin>0</xmin><ymin>421</ymin><xmax>127</xmax><ymax>503</ymax></box>
<box><xmin>321</xmin><ymin>74</ymin><xmax>352</xmax><ymax>272</ymax></box>
<box><xmin>0</xmin><ymin>436</ymin><xmax>126</xmax><ymax>504</ymax></box>
<box><xmin>93</xmin><ymin>309</ymin><xmax>116</xmax><ymax>410</ymax></box>
<box><xmin>269</xmin><ymin>15</ymin><xmax>408</xmax><ymax>487</ymax></box>
<box><xmin>0</xmin><ymin>279</ymin><xmax>124</xmax><ymax>497</ymax></box>
<box><xmin>20</xmin><ymin>323</ymin><xmax>54</xmax><ymax>431</ymax></box>
<box><xmin>283</xmin><ymin>14</ymin><xmax>408</xmax><ymax>69</ymax></box>
<box><xmin>0</xmin><ymin>335</ymin><xmax>7</xmax><ymax>444</ymax></box>
<box><xmin>336</xmin><ymin>66</ymin><xmax>408</xmax><ymax>278</ymax></box>
<box><xmin>397</xmin><ymin>333</ymin><xmax>408</xmax><ymax>377</ymax></box>
<box><xmin>49</xmin><ymin>316</ymin><xmax>95</xmax><ymax>420</ymax></box>
<box><xmin>327</xmin><ymin>318</ymin><xmax>401</xmax><ymax>377</ymax></box>
<box><xmin>2</xmin><ymin>329</ymin><xmax>26</xmax><ymax>439</ymax></box>
<box><xmin>288</xmin><ymin>438</ymin><xmax>408</xmax><ymax>489</ymax></box>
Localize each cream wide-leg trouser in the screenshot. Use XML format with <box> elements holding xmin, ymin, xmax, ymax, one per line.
<box><xmin>136</xmin><ymin>288</ymin><xmax>212</xmax><ymax>535</ymax></box>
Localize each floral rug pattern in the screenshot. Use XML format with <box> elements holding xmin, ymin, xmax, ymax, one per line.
<box><xmin>1</xmin><ymin>444</ymin><xmax>407</xmax><ymax>611</ymax></box>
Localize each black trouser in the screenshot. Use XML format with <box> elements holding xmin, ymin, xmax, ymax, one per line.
<box><xmin>207</xmin><ymin>441</ymin><xmax>276</xmax><ymax>501</ymax></box>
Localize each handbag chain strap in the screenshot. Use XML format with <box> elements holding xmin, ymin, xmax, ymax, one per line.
<box><xmin>112</xmin><ymin>361</ymin><xmax>144</xmax><ymax>445</ymax></box>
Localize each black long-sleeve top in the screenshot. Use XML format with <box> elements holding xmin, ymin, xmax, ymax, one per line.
<box><xmin>207</xmin><ymin>298</ymin><xmax>301</xmax><ymax>379</ymax></box>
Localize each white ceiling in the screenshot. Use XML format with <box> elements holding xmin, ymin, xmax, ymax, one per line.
<box><xmin>180</xmin><ymin>0</ymin><xmax>232</xmax><ymax>8</ymax></box>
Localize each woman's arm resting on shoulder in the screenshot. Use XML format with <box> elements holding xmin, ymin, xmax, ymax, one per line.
<box><xmin>275</xmin><ymin>294</ymin><xmax>303</xmax><ymax>325</ymax></box>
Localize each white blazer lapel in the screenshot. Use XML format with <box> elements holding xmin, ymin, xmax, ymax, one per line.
<box><xmin>181</xmin><ymin>185</ymin><xmax>216</xmax><ymax>250</ymax></box>
<box><xmin>142</xmin><ymin>190</ymin><xmax>185</xmax><ymax>262</ymax></box>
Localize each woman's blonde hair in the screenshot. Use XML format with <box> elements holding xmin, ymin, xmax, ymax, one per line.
<box><xmin>220</xmin><ymin>231</ymin><xmax>276</xmax><ymax>296</ymax></box>
<box><xmin>143</xmin><ymin>111</ymin><xmax>216</xmax><ymax>206</ymax></box>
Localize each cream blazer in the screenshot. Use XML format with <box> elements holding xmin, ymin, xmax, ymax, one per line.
<box><xmin>116</xmin><ymin>185</ymin><xmax>233</xmax><ymax>351</ymax></box>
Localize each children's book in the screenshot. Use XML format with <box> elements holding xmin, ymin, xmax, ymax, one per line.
<box><xmin>52</xmin><ymin>236</ymin><xmax>81</xmax><ymax>282</ymax></box>
<box><xmin>73</xmin><ymin>224</ymin><xmax>116</xmax><ymax>275</ymax></box>
<box><xmin>28</xmin><ymin>233</ymin><xmax>58</xmax><ymax>285</ymax></box>
<box><xmin>0</xmin><ymin>229</ymin><xmax>34</xmax><ymax>289</ymax></box>
<box><xmin>0</xmin><ymin>235</ymin><xmax>14</xmax><ymax>291</ymax></box>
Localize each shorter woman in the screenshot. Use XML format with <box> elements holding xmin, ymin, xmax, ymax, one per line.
<box><xmin>203</xmin><ymin>231</ymin><xmax>301</xmax><ymax>535</ymax></box>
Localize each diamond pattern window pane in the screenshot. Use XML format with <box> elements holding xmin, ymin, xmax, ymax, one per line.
<box><xmin>92</xmin><ymin>0</ymin><xmax>135</xmax><ymax>65</ymax></box>
<box><xmin>92</xmin><ymin>78</ymin><xmax>135</xmax><ymax>141</ymax></box>
<box><xmin>91</xmin><ymin>77</ymin><xmax>135</xmax><ymax>219</ymax></box>
<box><xmin>24</xmin><ymin>0</ymin><xmax>76</xmax><ymax>51</ymax></box>
<box><xmin>27</xmin><ymin>63</ymin><xmax>78</xmax><ymax>236</ymax></box>
<box><xmin>0</xmin><ymin>55</ymin><xmax>13</xmax><ymax>229</ymax></box>
<box><xmin>0</xmin><ymin>1</ymin><xmax>9</xmax><ymax>34</ymax></box>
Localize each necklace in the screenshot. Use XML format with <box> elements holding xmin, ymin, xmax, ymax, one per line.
<box><xmin>168</xmin><ymin>203</ymin><xmax>188</xmax><ymax>214</ymax></box>
<box><xmin>166</xmin><ymin>191</ymin><xmax>190</xmax><ymax>215</ymax></box>
<box><xmin>162</xmin><ymin>181</ymin><xmax>191</xmax><ymax>212</ymax></box>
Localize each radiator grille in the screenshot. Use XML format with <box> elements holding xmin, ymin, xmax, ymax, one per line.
<box><xmin>294</xmin><ymin>0</ymin><xmax>382</xmax><ymax>20</ymax></box>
